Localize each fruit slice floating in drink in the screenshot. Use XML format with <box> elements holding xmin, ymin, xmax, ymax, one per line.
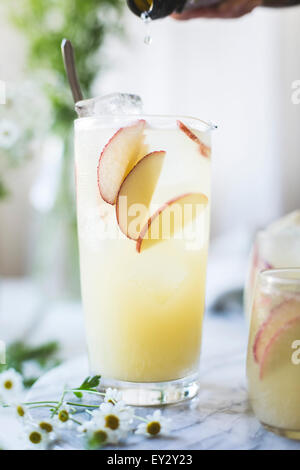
<box><xmin>116</xmin><ymin>150</ymin><xmax>166</xmax><ymax>240</ymax></box>
<box><xmin>136</xmin><ymin>192</ymin><xmax>208</xmax><ymax>253</ymax></box>
<box><xmin>177</xmin><ymin>120</ymin><xmax>211</xmax><ymax>158</ymax></box>
<box><xmin>253</xmin><ymin>299</ymin><xmax>300</xmax><ymax>364</ymax></box>
<box><xmin>259</xmin><ymin>316</ymin><xmax>300</xmax><ymax>379</ymax></box>
<box><xmin>247</xmin><ymin>269</ymin><xmax>300</xmax><ymax>435</ymax></box>
<box><xmin>97</xmin><ymin>119</ymin><xmax>147</xmax><ymax>204</ymax></box>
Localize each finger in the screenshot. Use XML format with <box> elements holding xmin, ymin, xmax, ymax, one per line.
<box><xmin>215</xmin><ymin>0</ymin><xmax>256</xmax><ymax>18</ymax></box>
<box><xmin>172</xmin><ymin>0</ymin><xmax>242</xmax><ymax>19</ymax></box>
<box><xmin>172</xmin><ymin>7</ymin><xmax>224</xmax><ymax>20</ymax></box>
<box><xmin>229</xmin><ymin>0</ymin><xmax>262</xmax><ymax>17</ymax></box>
<box><xmin>232</xmin><ymin>2</ymin><xmax>261</xmax><ymax>18</ymax></box>
<box><xmin>172</xmin><ymin>0</ymin><xmax>261</xmax><ymax>20</ymax></box>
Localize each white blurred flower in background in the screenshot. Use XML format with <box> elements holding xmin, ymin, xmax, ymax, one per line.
<box><xmin>0</xmin><ymin>119</ymin><xmax>20</xmax><ymax>149</ymax></box>
<box><xmin>0</xmin><ymin>80</ymin><xmax>51</xmax><ymax>198</ymax></box>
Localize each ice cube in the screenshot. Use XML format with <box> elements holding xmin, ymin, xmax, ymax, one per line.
<box><xmin>75</xmin><ymin>93</ymin><xmax>143</xmax><ymax>118</ymax></box>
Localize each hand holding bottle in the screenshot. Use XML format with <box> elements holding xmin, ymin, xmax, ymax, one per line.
<box><xmin>172</xmin><ymin>0</ymin><xmax>262</xmax><ymax>19</ymax></box>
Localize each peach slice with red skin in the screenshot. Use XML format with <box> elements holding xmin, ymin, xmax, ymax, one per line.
<box><xmin>97</xmin><ymin>120</ymin><xmax>147</xmax><ymax>205</ymax></box>
<box><xmin>136</xmin><ymin>192</ymin><xmax>208</xmax><ymax>253</ymax></box>
<box><xmin>116</xmin><ymin>150</ymin><xmax>166</xmax><ymax>240</ymax></box>
<box><xmin>259</xmin><ymin>315</ymin><xmax>300</xmax><ymax>379</ymax></box>
<box><xmin>177</xmin><ymin>120</ymin><xmax>211</xmax><ymax>158</ymax></box>
<box><xmin>253</xmin><ymin>298</ymin><xmax>300</xmax><ymax>364</ymax></box>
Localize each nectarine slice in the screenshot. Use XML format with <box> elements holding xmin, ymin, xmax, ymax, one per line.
<box><xmin>97</xmin><ymin>120</ymin><xmax>147</xmax><ymax>205</ymax></box>
<box><xmin>116</xmin><ymin>151</ymin><xmax>166</xmax><ymax>240</ymax></box>
<box><xmin>136</xmin><ymin>192</ymin><xmax>208</xmax><ymax>253</ymax></box>
<box><xmin>259</xmin><ymin>315</ymin><xmax>300</xmax><ymax>379</ymax></box>
<box><xmin>253</xmin><ymin>299</ymin><xmax>300</xmax><ymax>364</ymax></box>
<box><xmin>177</xmin><ymin>120</ymin><xmax>211</xmax><ymax>158</ymax></box>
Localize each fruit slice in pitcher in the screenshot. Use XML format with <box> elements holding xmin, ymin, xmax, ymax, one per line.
<box><xmin>97</xmin><ymin>120</ymin><xmax>147</xmax><ymax>205</ymax></box>
<box><xmin>177</xmin><ymin>120</ymin><xmax>211</xmax><ymax>158</ymax></box>
<box><xmin>253</xmin><ymin>299</ymin><xmax>300</xmax><ymax>364</ymax></box>
<box><xmin>116</xmin><ymin>151</ymin><xmax>166</xmax><ymax>240</ymax></box>
<box><xmin>136</xmin><ymin>192</ymin><xmax>208</xmax><ymax>253</ymax></box>
<box><xmin>259</xmin><ymin>315</ymin><xmax>300</xmax><ymax>379</ymax></box>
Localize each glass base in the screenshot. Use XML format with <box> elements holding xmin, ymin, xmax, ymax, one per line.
<box><xmin>262</xmin><ymin>423</ymin><xmax>300</xmax><ymax>441</ymax></box>
<box><xmin>98</xmin><ymin>373</ymin><xmax>200</xmax><ymax>406</ymax></box>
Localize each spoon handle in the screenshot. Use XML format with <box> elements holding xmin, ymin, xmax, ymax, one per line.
<box><xmin>61</xmin><ymin>39</ymin><xmax>83</xmax><ymax>103</ymax></box>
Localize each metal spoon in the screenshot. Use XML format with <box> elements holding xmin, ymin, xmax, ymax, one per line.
<box><xmin>61</xmin><ymin>38</ymin><xmax>83</xmax><ymax>103</ymax></box>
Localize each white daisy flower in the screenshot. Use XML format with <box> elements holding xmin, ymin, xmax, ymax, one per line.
<box><xmin>0</xmin><ymin>119</ymin><xmax>20</xmax><ymax>149</ymax></box>
<box><xmin>104</xmin><ymin>387</ymin><xmax>123</xmax><ymax>405</ymax></box>
<box><xmin>36</xmin><ymin>418</ymin><xmax>59</xmax><ymax>442</ymax></box>
<box><xmin>81</xmin><ymin>402</ymin><xmax>132</xmax><ymax>445</ymax></box>
<box><xmin>0</xmin><ymin>369</ymin><xmax>24</xmax><ymax>403</ymax></box>
<box><xmin>24</xmin><ymin>423</ymin><xmax>53</xmax><ymax>450</ymax></box>
<box><xmin>80</xmin><ymin>410</ymin><xmax>126</xmax><ymax>447</ymax></box>
<box><xmin>86</xmin><ymin>427</ymin><xmax>110</xmax><ymax>448</ymax></box>
<box><xmin>15</xmin><ymin>403</ymin><xmax>27</xmax><ymax>420</ymax></box>
<box><xmin>99</xmin><ymin>401</ymin><xmax>133</xmax><ymax>432</ymax></box>
<box><xmin>79</xmin><ymin>417</ymin><xmax>116</xmax><ymax>447</ymax></box>
<box><xmin>135</xmin><ymin>410</ymin><xmax>171</xmax><ymax>437</ymax></box>
<box><xmin>53</xmin><ymin>404</ymin><xmax>76</xmax><ymax>429</ymax></box>
<box><xmin>82</xmin><ymin>420</ymin><xmax>116</xmax><ymax>448</ymax></box>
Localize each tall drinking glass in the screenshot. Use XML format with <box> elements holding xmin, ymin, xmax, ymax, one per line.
<box><xmin>247</xmin><ymin>268</ymin><xmax>300</xmax><ymax>439</ymax></box>
<box><xmin>75</xmin><ymin>109</ymin><xmax>212</xmax><ymax>405</ymax></box>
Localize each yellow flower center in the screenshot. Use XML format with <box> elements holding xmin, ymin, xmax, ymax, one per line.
<box><xmin>105</xmin><ymin>414</ymin><xmax>119</xmax><ymax>430</ymax></box>
<box><xmin>39</xmin><ymin>422</ymin><xmax>53</xmax><ymax>433</ymax></box>
<box><xmin>4</xmin><ymin>380</ymin><xmax>13</xmax><ymax>390</ymax></box>
<box><xmin>93</xmin><ymin>430</ymin><xmax>108</xmax><ymax>444</ymax></box>
<box><xmin>147</xmin><ymin>421</ymin><xmax>161</xmax><ymax>436</ymax></box>
<box><xmin>29</xmin><ymin>431</ymin><xmax>42</xmax><ymax>444</ymax></box>
<box><xmin>58</xmin><ymin>410</ymin><xmax>69</xmax><ymax>422</ymax></box>
<box><xmin>17</xmin><ymin>406</ymin><xmax>25</xmax><ymax>417</ymax></box>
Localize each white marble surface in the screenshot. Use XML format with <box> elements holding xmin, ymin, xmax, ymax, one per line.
<box><xmin>26</xmin><ymin>313</ymin><xmax>300</xmax><ymax>450</ymax></box>
<box><xmin>2</xmin><ymin>267</ymin><xmax>300</xmax><ymax>450</ymax></box>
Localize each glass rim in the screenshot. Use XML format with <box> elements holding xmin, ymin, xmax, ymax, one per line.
<box><xmin>74</xmin><ymin>113</ymin><xmax>217</xmax><ymax>132</ymax></box>
<box><xmin>256</xmin><ymin>229</ymin><xmax>300</xmax><ymax>240</ymax></box>
<box><xmin>259</xmin><ymin>268</ymin><xmax>300</xmax><ymax>285</ymax></box>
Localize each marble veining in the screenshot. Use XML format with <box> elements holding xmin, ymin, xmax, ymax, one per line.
<box><xmin>27</xmin><ymin>313</ymin><xmax>300</xmax><ymax>450</ymax></box>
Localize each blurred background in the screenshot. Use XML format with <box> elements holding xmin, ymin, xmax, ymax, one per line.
<box><xmin>0</xmin><ymin>1</ymin><xmax>299</xmax><ymax>380</ymax></box>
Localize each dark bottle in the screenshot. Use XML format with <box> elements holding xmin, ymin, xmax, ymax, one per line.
<box><xmin>127</xmin><ymin>0</ymin><xmax>300</xmax><ymax>20</ymax></box>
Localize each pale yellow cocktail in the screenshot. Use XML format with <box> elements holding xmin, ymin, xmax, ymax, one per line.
<box><xmin>247</xmin><ymin>269</ymin><xmax>300</xmax><ymax>438</ymax></box>
<box><xmin>75</xmin><ymin>112</ymin><xmax>212</xmax><ymax>404</ymax></box>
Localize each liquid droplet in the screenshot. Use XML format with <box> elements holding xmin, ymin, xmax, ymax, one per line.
<box><xmin>141</xmin><ymin>11</ymin><xmax>152</xmax><ymax>46</ymax></box>
<box><xmin>144</xmin><ymin>34</ymin><xmax>152</xmax><ymax>46</ymax></box>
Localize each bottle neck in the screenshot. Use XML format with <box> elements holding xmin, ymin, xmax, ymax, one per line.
<box><xmin>127</xmin><ymin>0</ymin><xmax>300</xmax><ymax>19</ymax></box>
<box><xmin>126</xmin><ymin>0</ymin><xmax>187</xmax><ymax>19</ymax></box>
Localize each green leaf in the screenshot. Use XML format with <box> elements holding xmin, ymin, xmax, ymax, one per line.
<box><xmin>73</xmin><ymin>375</ymin><xmax>101</xmax><ymax>398</ymax></box>
<box><xmin>0</xmin><ymin>179</ymin><xmax>9</xmax><ymax>201</ymax></box>
<box><xmin>0</xmin><ymin>341</ymin><xmax>61</xmax><ymax>387</ymax></box>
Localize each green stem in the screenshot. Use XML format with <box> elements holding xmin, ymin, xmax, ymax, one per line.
<box><xmin>51</xmin><ymin>387</ymin><xmax>67</xmax><ymax>418</ymax></box>
<box><xmin>66</xmin><ymin>402</ymin><xmax>100</xmax><ymax>409</ymax></box>
<box><xmin>27</xmin><ymin>404</ymin><xmax>54</xmax><ymax>409</ymax></box>
<box><xmin>69</xmin><ymin>389</ymin><xmax>105</xmax><ymax>397</ymax></box>
<box><xmin>70</xmin><ymin>417</ymin><xmax>82</xmax><ymax>425</ymax></box>
<box><xmin>23</xmin><ymin>401</ymin><xmax>58</xmax><ymax>406</ymax></box>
